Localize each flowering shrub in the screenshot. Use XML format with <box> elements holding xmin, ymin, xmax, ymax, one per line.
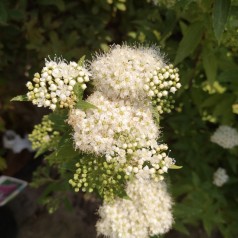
<box><xmin>3</xmin><ymin>0</ymin><xmax>238</xmax><ymax>237</ymax></box>
<box><xmin>13</xmin><ymin>44</ymin><xmax>181</xmax><ymax>237</ymax></box>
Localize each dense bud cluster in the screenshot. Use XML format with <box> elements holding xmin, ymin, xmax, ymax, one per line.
<box><xmin>97</xmin><ymin>179</ymin><xmax>173</xmax><ymax>238</ymax></box>
<box><xmin>211</xmin><ymin>125</ymin><xmax>238</xmax><ymax>149</ymax></box>
<box><xmin>145</xmin><ymin>64</ymin><xmax>181</xmax><ymax>114</ymax></box>
<box><xmin>69</xmin><ymin>155</ymin><xmax>127</xmax><ymax>201</ymax></box>
<box><xmin>213</xmin><ymin>168</ymin><xmax>229</xmax><ymax>187</ymax></box>
<box><xmin>26</xmin><ymin>59</ymin><xmax>90</xmax><ymax>110</ymax></box>
<box><xmin>29</xmin><ymin>116</ymin><xmax>59</xmax><ymax>150</ymax></box>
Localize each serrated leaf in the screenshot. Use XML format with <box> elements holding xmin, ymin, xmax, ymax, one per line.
<box><xmin>75</xmin><ymin>100</ymin><xmax>97</xmax><ymax>111</ymax></box>
<box><xmin>170</xmin><ymin>164</ymin><xmax>183</xmax><ymax>169</ymax></box>
<box><xmin>11</xmin><ymin>95</ymin><xmax>28</xmax><ymax>102</ymax></box>
<box><xmin>78</xmin><ymin>55</ymin><xmax>85</xmax><ymax>66</ymax></box>
<box><xmin>212</xmin><ymin>0</ymin><xmax>231</xmax><ymax>43</ymax></box>
<box><xmin>174</xmin><ymin>21</ymin><xmax>204</xmax><ymax>64</ymax></box>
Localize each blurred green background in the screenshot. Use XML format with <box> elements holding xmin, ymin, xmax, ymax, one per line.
<box><xmin>0</xmin><ymin>0</ymin><xmax>238</xmax><ymax>237</ymax></box>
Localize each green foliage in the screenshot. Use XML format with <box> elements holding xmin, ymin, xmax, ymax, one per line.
<box><xmin>175</xmin><ymin>21</ymin><xmax>204</xmax><ymax>64</ymax></box>
<box><xmin>0</xmin><ymin>156</ymin><xmax>7</xmax><ymax>171</ymax></box>
<box><xmin>11</xmin><ymin>95</ymin><xmax>28</xmax><ymax>101</ymax></box>
<box><xmin>213</xmin><ymin>0</ymin><xmax>231</xmax><ymax>42</ymax></box>
<box><xmin>3</xmin><ymin>0</ymin><xmax>238</xmax><ymax>237</ymax></box>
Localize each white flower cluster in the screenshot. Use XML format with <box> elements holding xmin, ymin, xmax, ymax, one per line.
<box><xmin>26</xmin><ymin>58</ymin><xmax>90</xmax><ymax>110</ymax></box>
<box><xmin>67</xmin><ymin>45</ymin><xmax>179</xmax><ymax>237</ymax></box>
<box><xmin>211</xmin><ymin>125</ymin><xmax>238</xmax><ymax>149</ymax></box>
<box><xmin>91</xmin><ymin>45</ymin><xmax>180</xmax><ymax>106</ymax></box>
<box><xmin>97</xmin><ymin>179</ymin><xmax>173</xmax><ymax>238</ymax></box>
<box><xmin>213</xmin><ymin>168</ymin><xmax>229</xmax><ymax>187</ymax></box>
<box><xmin>68</xmin><ymin>91</ymin><xmax>174</xmax><ymax>181</ymax></box>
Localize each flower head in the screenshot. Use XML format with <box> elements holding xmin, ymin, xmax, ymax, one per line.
<box><xmin>213</xmin><ymin>167</ymin><xmax>229</xmax><ymax>187</ymax></box>
<box><xmin>97</xmin><ymin>179</ymin><xmax>173</xmax><ymax>238</ymax></box>
<box><xmin>90</xmin><ymin>45</ymin><xmax>180</xmax><ymax>112</ymax></box>
<box><xmin>29</xmin><ymin>115</ymin><xmax>59</xmax><ymax>150</ymax></box>
<box><xmin>26</xmin><ymin>58</ymin><xmax>90</xmax><ymax>110</ymax></box>
<box><xmin>68</xmin><ymin>91</ymin><xmax>174</xmax><ymax>181</ymax></box>
<box><xmin>211</xmin><ymin>125</ymin><xmax>238</xmax><ymax>149</ymax></box>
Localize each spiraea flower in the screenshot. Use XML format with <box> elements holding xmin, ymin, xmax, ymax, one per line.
<box><xmin>211</xmin><ymin>125</ymin><xmax>238</xmax><ymax>149</ymax></box>
<box><xmin>213</xmin><ymin>168</ymin><xmax>229</xmax><ymax>187</ymax></box>
<box><xmin>90</xmin><ymin>45</ymin><xmax>180</xmax><ymax>113</ymax></box>
<box><xmin>29</xmin><ymin>115</ymin><xmax>59</xmax><ymax>150</ymax></box>
<box><xmin>26</xmin><ymin>58</ymin><xmax>90</xmax><ymax>110</ymax></box>
<box><xmin>97</xmin><ymin>179</ymin><xmax>173</xmax><ymax>238</ymax></box>
<box><xmin>68</xmin><ymin>91</ymin><xmax>175</xmax><ymax>181</ymax></box>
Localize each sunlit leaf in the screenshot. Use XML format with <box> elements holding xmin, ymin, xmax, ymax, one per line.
<box><xmin>78</xmin><ymin>55</ymin><xmax>85</xmax><ymax>66</ymax></box>
<box><xmin>75</xmin><ymin>100</ymin><xmax>97</xmax><ymax>111</ymax></box>
<box><xmin>170</xmin><ymin>164</ymin><xmax>183</xmax><ymax>169</ymax></box>
<box><xmin>11</xmin><ymin>95</ymin><xmax>28</xmax><ymax>102</ymax></box>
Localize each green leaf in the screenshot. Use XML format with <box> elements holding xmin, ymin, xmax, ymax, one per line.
<box><xmin>174</xmin><ymin>21</ymin><xmax>204</xmax><ymax>64</ymax></box>
<box><xmin>170</xmin><ymin>164</ymin><xmax>183</xmax><ymax>169</ymax></box>
<box><xmin>212</xmin><ymin>0</ymin><xmax>231</xmax><ymax>43</ymax></box>
<box><xmin>11</xmin><ymin>95</ymin><xmax>28</xmax><ymax>102</ymax></box>
<box><xmin>202</xmin><ymin>47</ymin><xmax>217</xmax><ymax>83</ymax></box>
<box><xmin>0</xmin><ymin>2</ymin><xmax>8</xmax><ymax>24</ymax></box>
<box><xmin>48</xmin><ymin>110</ymin><xmax>68</xmax><ymax>131</ymax></box>
<box><xmin>75</xmin><ymin>99</ymin><xmax>97</xmax><ymax>111</ymax></box>
<box><xmin>218</xmin><ymin>70</ymin><xmax>238</xmax><ymax>82</ymax></box>
<box><xmin>77</xmin><ymin>55</ymin><xmax>85</xmax><ymax>66</ymax></box>
<box><xmin>201</xmin><ymin>94</ymin><xmax>223</xmax><ymax>108</ymax></box>
<box><xmin>34</xmin><ymin>145</ymin><xmax>50</xmax><ymax>158</ymax></box>
<box><xmin>73</xmin><ymin>83</ymin><xmax>84</xmax><ymax>100</ymax></box>
<box><xmin>117</xmin><ymin>189</ymin><xmax>131</xmax><ymax>200</ymax></box>
<box><xmin>0</xmin><ymin>157</ymin><xmax>7</xmax><ymax>171</ymax></box>
<box><xmin>38</xmin><ymin>180</ymin><xmax>64</xmax><ymax>203</ymax></box>
<box><xmin>173</xmin><ymin>222</ymin><xmax>190</xmax><ymax>235</ymax></box>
